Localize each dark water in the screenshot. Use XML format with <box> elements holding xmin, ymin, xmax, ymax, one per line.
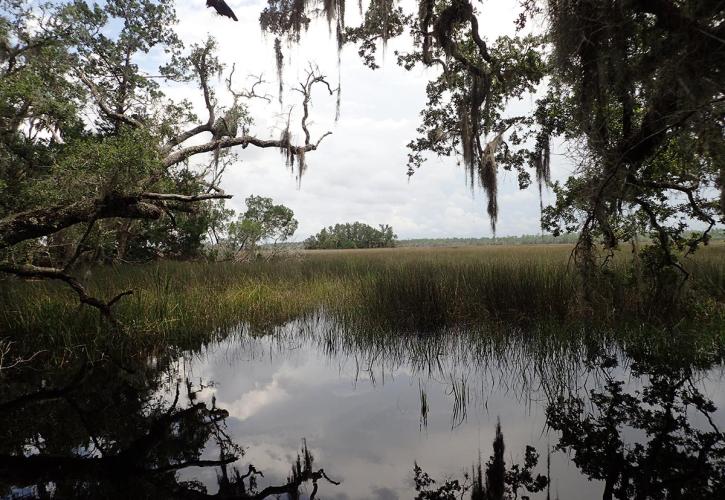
<box><xmin>2</xmin><ymin>319</ymin><xmax>724</xmax><ymax>499</ymax></box>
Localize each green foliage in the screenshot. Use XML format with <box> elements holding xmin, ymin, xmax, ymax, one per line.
<box><xmin>31</xmin><ymin>129</ymin><xmax>162</xmax><ymax>205</ymax></box>
<box><xmin>304</xmin><ymin>222</ymin><xmax>397</xmax><ymax>249</ymax></box>
<box><xmin>400</xmin><ymin>233</ymin><xmax>580</xmax><ymax>247</ymax></box>
<box><xmin>537</xmin><ymin>0</ymin><xmax>725</xmax><ymax>277</ymax></box>
<box><xmin>0</xmin><ymin>1</ymin><xmax>244</xmax><ymax>266</ymax></box>
<box><xmin>228</xmin><ymin>195</ymin><xmax>298</xmax><ymax>252</ymax></box>
<box><xmin>263</xmin><ymin>0</ymin><xmax>724</xmax><ymax>297</ymax></box>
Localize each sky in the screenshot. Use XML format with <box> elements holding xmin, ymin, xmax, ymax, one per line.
<box><xmin>164</xmin><ymin>0</ymin><xmax>573</xmax><ymax>240</ymax></box>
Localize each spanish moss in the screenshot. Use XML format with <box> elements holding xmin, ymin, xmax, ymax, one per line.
<box><xmin>274</xmin><ymin>37</ymin><xmax>284</xmax><ymax>106</ymax></box>
<box><xmin>534</xmin><ymin>132</ymin><xmax>551</xmax><ymax>234</ymax></box>
<box><xmin>481</xmin><ymin>133</ymin><xmax>501</xmax><ymax>233</ymax></box>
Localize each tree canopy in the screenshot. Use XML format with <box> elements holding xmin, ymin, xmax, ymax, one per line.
<box><xmin>304</xmin><ymin>222</ymin><xmax>396</xmax><ymax>249</ymax></box>
<box><xmin>228</xmin><ymin>195</ymin><xmax>298</xmax><ymax>253</ymax></box>
<box><xmin>0</xmin><ymin>0</ymin><xmax>336</xmax><ymax>320</ymax></box>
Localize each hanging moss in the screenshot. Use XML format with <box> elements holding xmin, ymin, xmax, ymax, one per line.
<box><xmin>480</xmin><ymin>133</ymin><xmax>502</xmax><ymax>233</ymax></box>
<box><xmin>279</xmin><ymin>125</ymin><xmax>293</xmax><ymax>170</ymax></box>
<box><xmin>274</xmin><ymin>37</ymin><xmax>284</xmax><ymax>106</ymax></box>
<box><xmin>720</xmin><ymin>165</ymin><xmax>725</xmax><ymax>215</ymax></box>
<box><xmin>459</xmin><ymin>107</ymin><xmax>475</xmax><ymax>185</ymax></box>
<box><xmin>296</xmin><ymin>148</ymin><xmax>306</xmax><ymax>187</ymax></box>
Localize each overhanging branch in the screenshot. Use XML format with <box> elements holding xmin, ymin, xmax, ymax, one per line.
<box><xmin>0</xmin><ymin>262</ymin><xmax>132</xmax><ymax>326</ymax></box>
<box><xmin>0</xmin><ymin>192</ymin><xmax>231</xmax><ymax>250</ymax></box>
<box><xmin>161</xmin><ymin>133</ymin><xmax>331</xmax><ymax>168</ymax></box>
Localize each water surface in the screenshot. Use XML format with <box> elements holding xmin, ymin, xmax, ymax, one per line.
<box><xmin>2</xmin><ymin>319</ymin><xmax>724</xmax><ymax>499</ymax></box>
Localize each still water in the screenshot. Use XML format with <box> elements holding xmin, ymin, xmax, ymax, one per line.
<box><xmin>2</xmin><ymin>318</ymin><xmax>724</xmax><ymax>499</ymax></box>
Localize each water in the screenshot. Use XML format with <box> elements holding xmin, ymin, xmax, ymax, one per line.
<box><xmin>2</xmin><ymin>319</ymin><xmax>724</xmax><ymax>499</ymax></box>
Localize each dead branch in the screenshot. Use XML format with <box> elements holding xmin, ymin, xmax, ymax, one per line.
<box><xmin>226</xmin><ymin>66</ymin><xmax>272</xmax><ymax>103</ymax></box>
<box><xmin>162</xmin><ymin>65</ymin><xmax>334</xmax><ymax>169</ymax></box>
<box><xmin>0</xmin><ymin>262</ymin><xmax>133</xmax><ymax>327</ymax></box>
<box><xmin>293</xmin><ymin>65</ymin><xmax>338</xmax><ymax>146</ymax></box>
<box><xmin>251</xmin><ymin>467</ymin><xmax>340</xmax><ymax>500</ymax></box>
<box><xmin>76</xmin><ymin>70</ymin><xmax>144</xmax><ymax>129</ymax></box>
<box><xmin>63</xmin><ymin>218</ymin><xmax>97</xmax><ymax>272</ymax></box>
<box><xmin>0</xmin><ymin>341</ymin><xmax>47</xmax><ymax>373</ymax></box>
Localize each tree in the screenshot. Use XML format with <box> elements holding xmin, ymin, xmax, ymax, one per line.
<box><xmin>260</xmin><ymin>0</ymin><xmax>724</xmax><ymax>290</ymax></box>
<box><xmin>304</xmin><ymin>222</ymin><xmax>397</xmax><ymax>249</ymax></box>
<box><xmin>413</xmin><ymin>421</ymin><xmax>547</xmax><ymax>499</ymax></box>
<box><xmin>228</xmin><ymin>195</ymin><xmax>298</xmax><ymax>257</ymax></box>
<box><xmin>535</xmin><ymin>0</ymin><xmax>724</xmax><ymax>290</ymax></box>
<box><xmin>0</xmin><ymin>0</ymin><xmax>336</xmax><ymax>322</ymax></box>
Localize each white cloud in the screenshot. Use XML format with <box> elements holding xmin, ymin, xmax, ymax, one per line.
<box><xmin>222</xmin><ymin>376</ymin><xmax>289</xmax><ymax>421</ymax></box>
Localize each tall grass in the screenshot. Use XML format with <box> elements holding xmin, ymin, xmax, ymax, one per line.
<box><xmin>1</xmin><ymin>244</ymin><xmax>723</xmax><ymax>347</ymax></box>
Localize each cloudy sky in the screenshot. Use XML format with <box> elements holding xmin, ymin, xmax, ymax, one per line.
<box><xmin>166</xmin><ymin>0</ymin><xmax>572</xmax><ymax>240</ymax></box>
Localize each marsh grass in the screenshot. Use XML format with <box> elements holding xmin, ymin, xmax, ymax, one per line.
<box><xmin>1</xmin><ymin>245</ymin><xmax>723</xmax><ymax>347</ymax></box>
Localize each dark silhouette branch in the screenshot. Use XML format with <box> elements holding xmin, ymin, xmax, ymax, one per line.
<box><xmin>0</xmin><ymin>262</ymin><xmax>133</xmax><ymax>326</ymax></box>
<box><xmin>251</xmin><ymin>468</ymin><xmax>340</xmax><ymax>500</ymax></box>
<box><xmin>0</xmin><ymin>191</ymin><xmax>230</xmax><ymax>250</ymax></box>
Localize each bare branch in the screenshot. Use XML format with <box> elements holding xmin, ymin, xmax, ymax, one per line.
<box><xmin>76</xmin><ymin>70</ymin><xmax>144</xmax><ymax>129</ymax></box>
<box><xmin>0</xmin><ymin>262</ymin><xmax>133</xmax><ymax>327</ymax></box>
<box><xmin>161</xmin><ymin>123</ymin><xmax>212</xmax><ymax>156</ymax></box>
<box><xmin>251</xmin><ymin>467</ymin><xmax>340</xmax><ymax>500</ymax></box>
<box><xmin>140</xmin><ymin>192</ymin><xmax>232</xmax><ymax>202</ymax></box>
<box><xmin>226</xmin><ymin>66</ymin><xmax>272</xmax><ymax>103</ymax></box>
<box><xmin>293</xmin><ymin>66</ymin><xmax>337</xmax><ymax>146</ymax></box>
<box><xmin>63</xmin><ymin>219</ymin><xmax>96</xmax><ymax>272</ymax></box>
<box><xmin>162</xmin><ymin>133</ymin><xmax>331</xmax><ymax>168</ymax></box>
<box><xmin>314</xmin><ymin>131</ymin><xmax>332</xmax><ymax>148</ymax></box>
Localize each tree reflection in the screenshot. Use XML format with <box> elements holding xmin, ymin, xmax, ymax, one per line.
<box><xmin>413</xmin><ymin>421</ymin><xmax>548</xmax><ymax>500</ymax></box>
<box><xmin>546</xmin><ymin>351</ymin><xmax>725</xmax><ymax>500</ymax></box>
<box><xmin>0</xmin><ymin>353</ymin><xmax>338</xmax><ymax>499</ymax></box>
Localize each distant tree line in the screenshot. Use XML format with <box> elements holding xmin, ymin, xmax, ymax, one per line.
<box><xmin>400</xmin><ymin>233</ymin><xmax>580</xmax><ymax>247</ymax></box>
<box><xmin>399</xmin><ymin>229</ymin><xmax>725</xmax><ymax>248</ymax></box>
<box><xmin>304</xmin><ymin>223</ymin><xmax>396</xmax><ymax>250</ymax></box>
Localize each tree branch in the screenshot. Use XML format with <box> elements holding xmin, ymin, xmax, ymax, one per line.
<box><xmin>0</xmin><ymin>262</ymin><xmax>132</xmax><ymax>326</ymax></box>
<box><xmin>162</xmin><ymin>133</ymin><xmax>331</xmax><ymax>168</ymax></box>
<box><xmin>0</xmin><ymin>191</ymin><xmax>231</xmax><ymax>250</ymax></box>
<box><xmin>140</xmin><ymin>192</ymin><xmax>232</xmax><ymax>202</ymax></box>
<box><xmin>251</xmin><ymin>468</ymin><xmax>340</xmax><ymax>500</ymax></box>
<box><xmin>76</xmin><ymin>70</ymin><xmax>144</xmax><ymax>129</ymax></box>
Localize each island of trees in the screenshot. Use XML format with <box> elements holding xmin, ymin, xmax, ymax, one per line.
<box><xmin>304</xmin><ymin>223</ymin><xmax>397</xmax><ymax>249</ymax></box>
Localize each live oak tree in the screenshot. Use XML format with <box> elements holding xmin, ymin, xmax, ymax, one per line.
<box><xmin>536</xmin><ymin>0</ymin><xmax>724</xmax><ymax>294</ymax></box>
<box><xmin>0</xmin><ymin>0</ymin><xmax>336</xmax><ymax>322</ymax></box>
<box><xmin>262</xmin><ymin>0</ymin><xmax>549</xmax><ymax>233</ymax></box>
<box><xmin>228</xmin><ymin>195</ymin><xmax>299</xmax><ymax>258</ymax></box>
